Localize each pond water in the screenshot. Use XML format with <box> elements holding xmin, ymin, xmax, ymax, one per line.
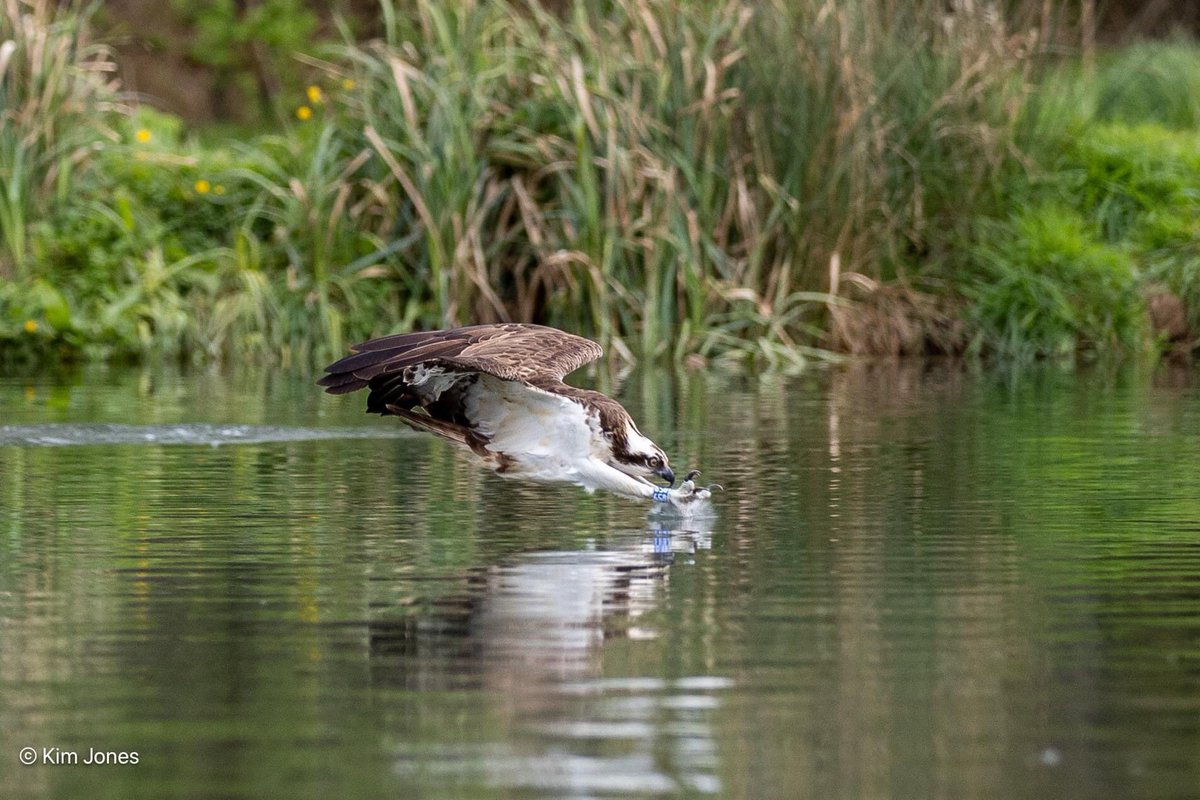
<box><xmin>1</xmin><ymin>362</ymin><xmax>1198</xmax><ymax>799</ymax></box>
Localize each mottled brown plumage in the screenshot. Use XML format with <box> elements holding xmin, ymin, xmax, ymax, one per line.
<box><xmin>319</xmin><ymin>324</ymin><xmax>602</xmax><ymax>389</ymax></box>
<box><xmin>318</xmin><ymin>324</ymin><xmax>692</xmax><ymax>502</ymax></box>
<box><xmin>318</xmin><ymin>323</ymin><xmax>633</xmax><ymax>453</ymax></box>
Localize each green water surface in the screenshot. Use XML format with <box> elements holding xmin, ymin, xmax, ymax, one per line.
<box><xmin>1</xmin><ymin>362</ymin><xmax>1198</xmax><ymax>799</ymax></box>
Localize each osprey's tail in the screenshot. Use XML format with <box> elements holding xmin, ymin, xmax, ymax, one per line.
<box><xmin>383</xmin><ymin>403</ymin><xmax>498</xmax><ymax>463</ymax></box>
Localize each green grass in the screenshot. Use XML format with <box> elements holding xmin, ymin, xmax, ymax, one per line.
<box><xmin>968</xmin><ymin>207</ymin><xmax>1140</xmax><ymax>359</ymax></box>
<box><xmin>298</xmin><ymin>0</ymin><xmax>1035</xmax><ymax>362</ymax></box>
<box><xmin>1</xmin><ymin>1</ymin><xmax>1198</xmax><ymax>367</ymax></box>
<box><xmin>0</xmin><ymin>1</ymin><xmax>118</xmax><ymax>279</ymax></box>
<box><xmin>960</xmin><ymin>45</ymin><xmax>1200</xmax><ymax>358</ymax></box>
<box><xmin>1093</xmin><ymin>42</ymin><xmax>1200</xmax><ymax>131</ymax></box>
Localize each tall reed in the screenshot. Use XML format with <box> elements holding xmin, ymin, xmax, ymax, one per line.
<box><xmin>303</xmin><ymin>0</ymin><xmax>1043</xmax><ymax>363</ymax></box>
<box><xmin>0</xmin><ymin>0</ymin><xmax>118</xmax><ymax>278</ymax></box>
<box><xmin>6</xmin><ymin>0</ymin><xmax>1120</xmax><ymax>366</ymax></box>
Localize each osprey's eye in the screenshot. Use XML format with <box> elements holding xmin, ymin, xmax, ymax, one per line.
<box><xmin>648</xmin><ymin>456</ymin><xmax>662</xmax><ymax>469</ymax></box>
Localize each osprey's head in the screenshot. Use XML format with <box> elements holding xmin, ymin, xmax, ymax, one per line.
<box><xmin>611</xmin><ymin>421</ymin><xmax>675</xmax><ymax>487</ymax></box>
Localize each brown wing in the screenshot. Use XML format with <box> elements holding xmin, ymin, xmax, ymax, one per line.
<box><xmin>316</xmin><ymin>323</ymin><xmax>603</xmax><ymax>399</ymax></box>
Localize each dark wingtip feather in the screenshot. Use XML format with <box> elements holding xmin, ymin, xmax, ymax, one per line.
<box><xmin>323</xmin><ymin>381</ymin><xmax>368</xmax><ymax>395</ymax></box>
<box><xmin>319</xmin><ymin>324</ymin><xmax>603</xmax><ymax>402</ymax></box>
<box><xmin>317</xmin><ymin>370</ymin><xmax>361</xmax><ymax>388</ymax></box>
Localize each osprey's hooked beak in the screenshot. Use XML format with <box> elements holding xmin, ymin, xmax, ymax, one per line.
<box><xmin>656</xmin><ymin>465</ymin><xmax>676</xmax><ymax>487</ymax></box>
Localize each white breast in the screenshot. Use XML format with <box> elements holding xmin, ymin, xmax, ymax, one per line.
<box><xmin>464</xmin><ymin>376</ymin><xmax>604</xmax><ymax>482</ymax></box>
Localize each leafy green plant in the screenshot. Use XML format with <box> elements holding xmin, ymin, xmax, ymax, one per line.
<box><xmin>1093</xmin><ymin>42</ymin><xmax>1200</xmax><ymax>131</ymax></box>
<box><xmin>168</xmin><ymin>0</ymin><xmax>318</xmax><ymax>120</ymax></box>
<box><xmin>310</xmin><ymin>0</ymin><xmax>1042</xmax><ymax>363</ymax></box>
<box><xmin>9</xmin><ymin>1</ymin><xmax>1199</xmax><ymax>367</ymax></box>
<box><xmin>968</xmin><ymin>207</ymin><xmax>1141</xmax><ymax>359</ymax></box>
<box><xmin>1066</xmin><ymin>124</ymin><xmax>1200</xmax><ymax>243</ymax></box>
<box><xmin>0</xmin><ymin>1</ymin><xmax>118</xmax><ymax>277</ymax></box>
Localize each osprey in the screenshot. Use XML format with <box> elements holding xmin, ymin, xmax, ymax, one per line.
<box><xmin>318</xmin><ymin>324</ymin><xmax>715</xmax><ymax>508</ymax></box>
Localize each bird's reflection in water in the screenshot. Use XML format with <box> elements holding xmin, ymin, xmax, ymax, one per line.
<box><xmin>369</xmin><ymin>515</ymin><xmax>727</xmax><ymax>797</ymax></box>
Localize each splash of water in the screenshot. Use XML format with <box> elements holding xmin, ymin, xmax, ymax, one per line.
<box><xmin>0</xmin><ymin>423</ymin><xmax>413</xmax><ymax>447</ymax></box>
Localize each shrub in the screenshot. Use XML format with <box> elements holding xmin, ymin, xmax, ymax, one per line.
<box><xmin>968</xmin><ymin>207</ymin><xmax>1141</xmax><ymax>358</ymax></box>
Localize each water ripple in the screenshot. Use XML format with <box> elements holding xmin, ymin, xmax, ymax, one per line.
<box><xmin>0</xmin><ymin>423</ymin><xmax>412</xmax><ymax>447</ymax></box>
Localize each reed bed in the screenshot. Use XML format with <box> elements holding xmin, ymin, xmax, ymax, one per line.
<box><xmin>2</xmin><ymin>0</ymin><xmax>1196</xmax><ymax>366</ymax></box>
<box><xmin>0</xmin><ymin>0</ymin><xmax>119</xmax><ymax>278</ymax></box>
<box><xmin>288</xmin><ymin>0</ymin><xmax>1040</xmax><ymax>364</ymax></box>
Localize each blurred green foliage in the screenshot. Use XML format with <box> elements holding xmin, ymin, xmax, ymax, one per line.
<box><xmin>1</xmin><ymin>1</ymin><xmax>1199</xmax><ymax>367</ymax></box>
<box><xmin>1093</xmin><ymin>42</ymin><xmax>1200</xmax><ymax>130</ymax></box>
<box><xmin>968</xmin><ymin>208</ymin><xmax>1139</xmax><ymax>358</ymax></box>
<box><xmin>169</xmin><ymin>0</ymin><xmax>318</xmax><ymax>118</ymax></box>
<box><xmin>961</xmin><ymin>45</ymin><xmax>1200</xmax><ymax>358</ymax></box>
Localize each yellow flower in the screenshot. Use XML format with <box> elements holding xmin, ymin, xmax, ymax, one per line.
<box><xmin>306</xmin><ymin>85</ymin><xmax>323</xmax><ymax>104</ymax></box>
<box><xmin>135</xmin><ymin>128</ymin><xmax>152</xmax><ymax>143</ymax></box>
<box><xmin>194</xmin><ymin>179</ymin><xmax>211</xmax><ymax>194</ymax></box>
<box><xmin>296</xmin><ymin>105</ymin><xmax>313</xmax><ymax>121</ymax></box>
<box><xmin>341</xmin><ymin>78</ymin><xmax>356</xmax><ymax>91</ymax></box>
<box><xmin>23</xmin><ymin>319</ymin><xmax>38</xmax><ymax>333</ymax></box>
<box><xmin>214</xmin><ymin>185</ymin><xmax>226</xmax><ymax>195</ymax></box>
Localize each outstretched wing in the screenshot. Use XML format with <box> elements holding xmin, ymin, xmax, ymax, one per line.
<box><xmin>318</xmin><ymin>324</ymin><xmax>604</xmax><ymax>465</ymax></box>
<box><xmin>317</xmin><ymin>323</ymin><xmax>602</xmax><ymax>394</ymax></box>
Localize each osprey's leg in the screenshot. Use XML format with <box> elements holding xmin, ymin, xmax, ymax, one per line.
<box><xmin>576</xmin><ymin>461</ymin><xmax>715</xmax><ymax>508</ymax></box>
<box><xmin>576</xmin><ymin>460</ymin><xmax>662</xmax><ymax>501</ymax></box>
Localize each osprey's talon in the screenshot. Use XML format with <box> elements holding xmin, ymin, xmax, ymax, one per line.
<box><xmin>661</xmin><ymin>471</ymin><xmax>720</xmax><ymax>507</ymax></box>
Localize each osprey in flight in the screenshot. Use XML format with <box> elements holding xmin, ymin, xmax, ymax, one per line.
<box><xmin>318</xmin><ymin>324</ymin><xmax>715</xmax><ymax>508</ymax></box>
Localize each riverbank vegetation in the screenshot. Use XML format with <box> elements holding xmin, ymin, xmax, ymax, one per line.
<box><xmin>1</xmin><ymin>1</ymin><xmax>1198</xmax><ymax>368</ymax></box>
